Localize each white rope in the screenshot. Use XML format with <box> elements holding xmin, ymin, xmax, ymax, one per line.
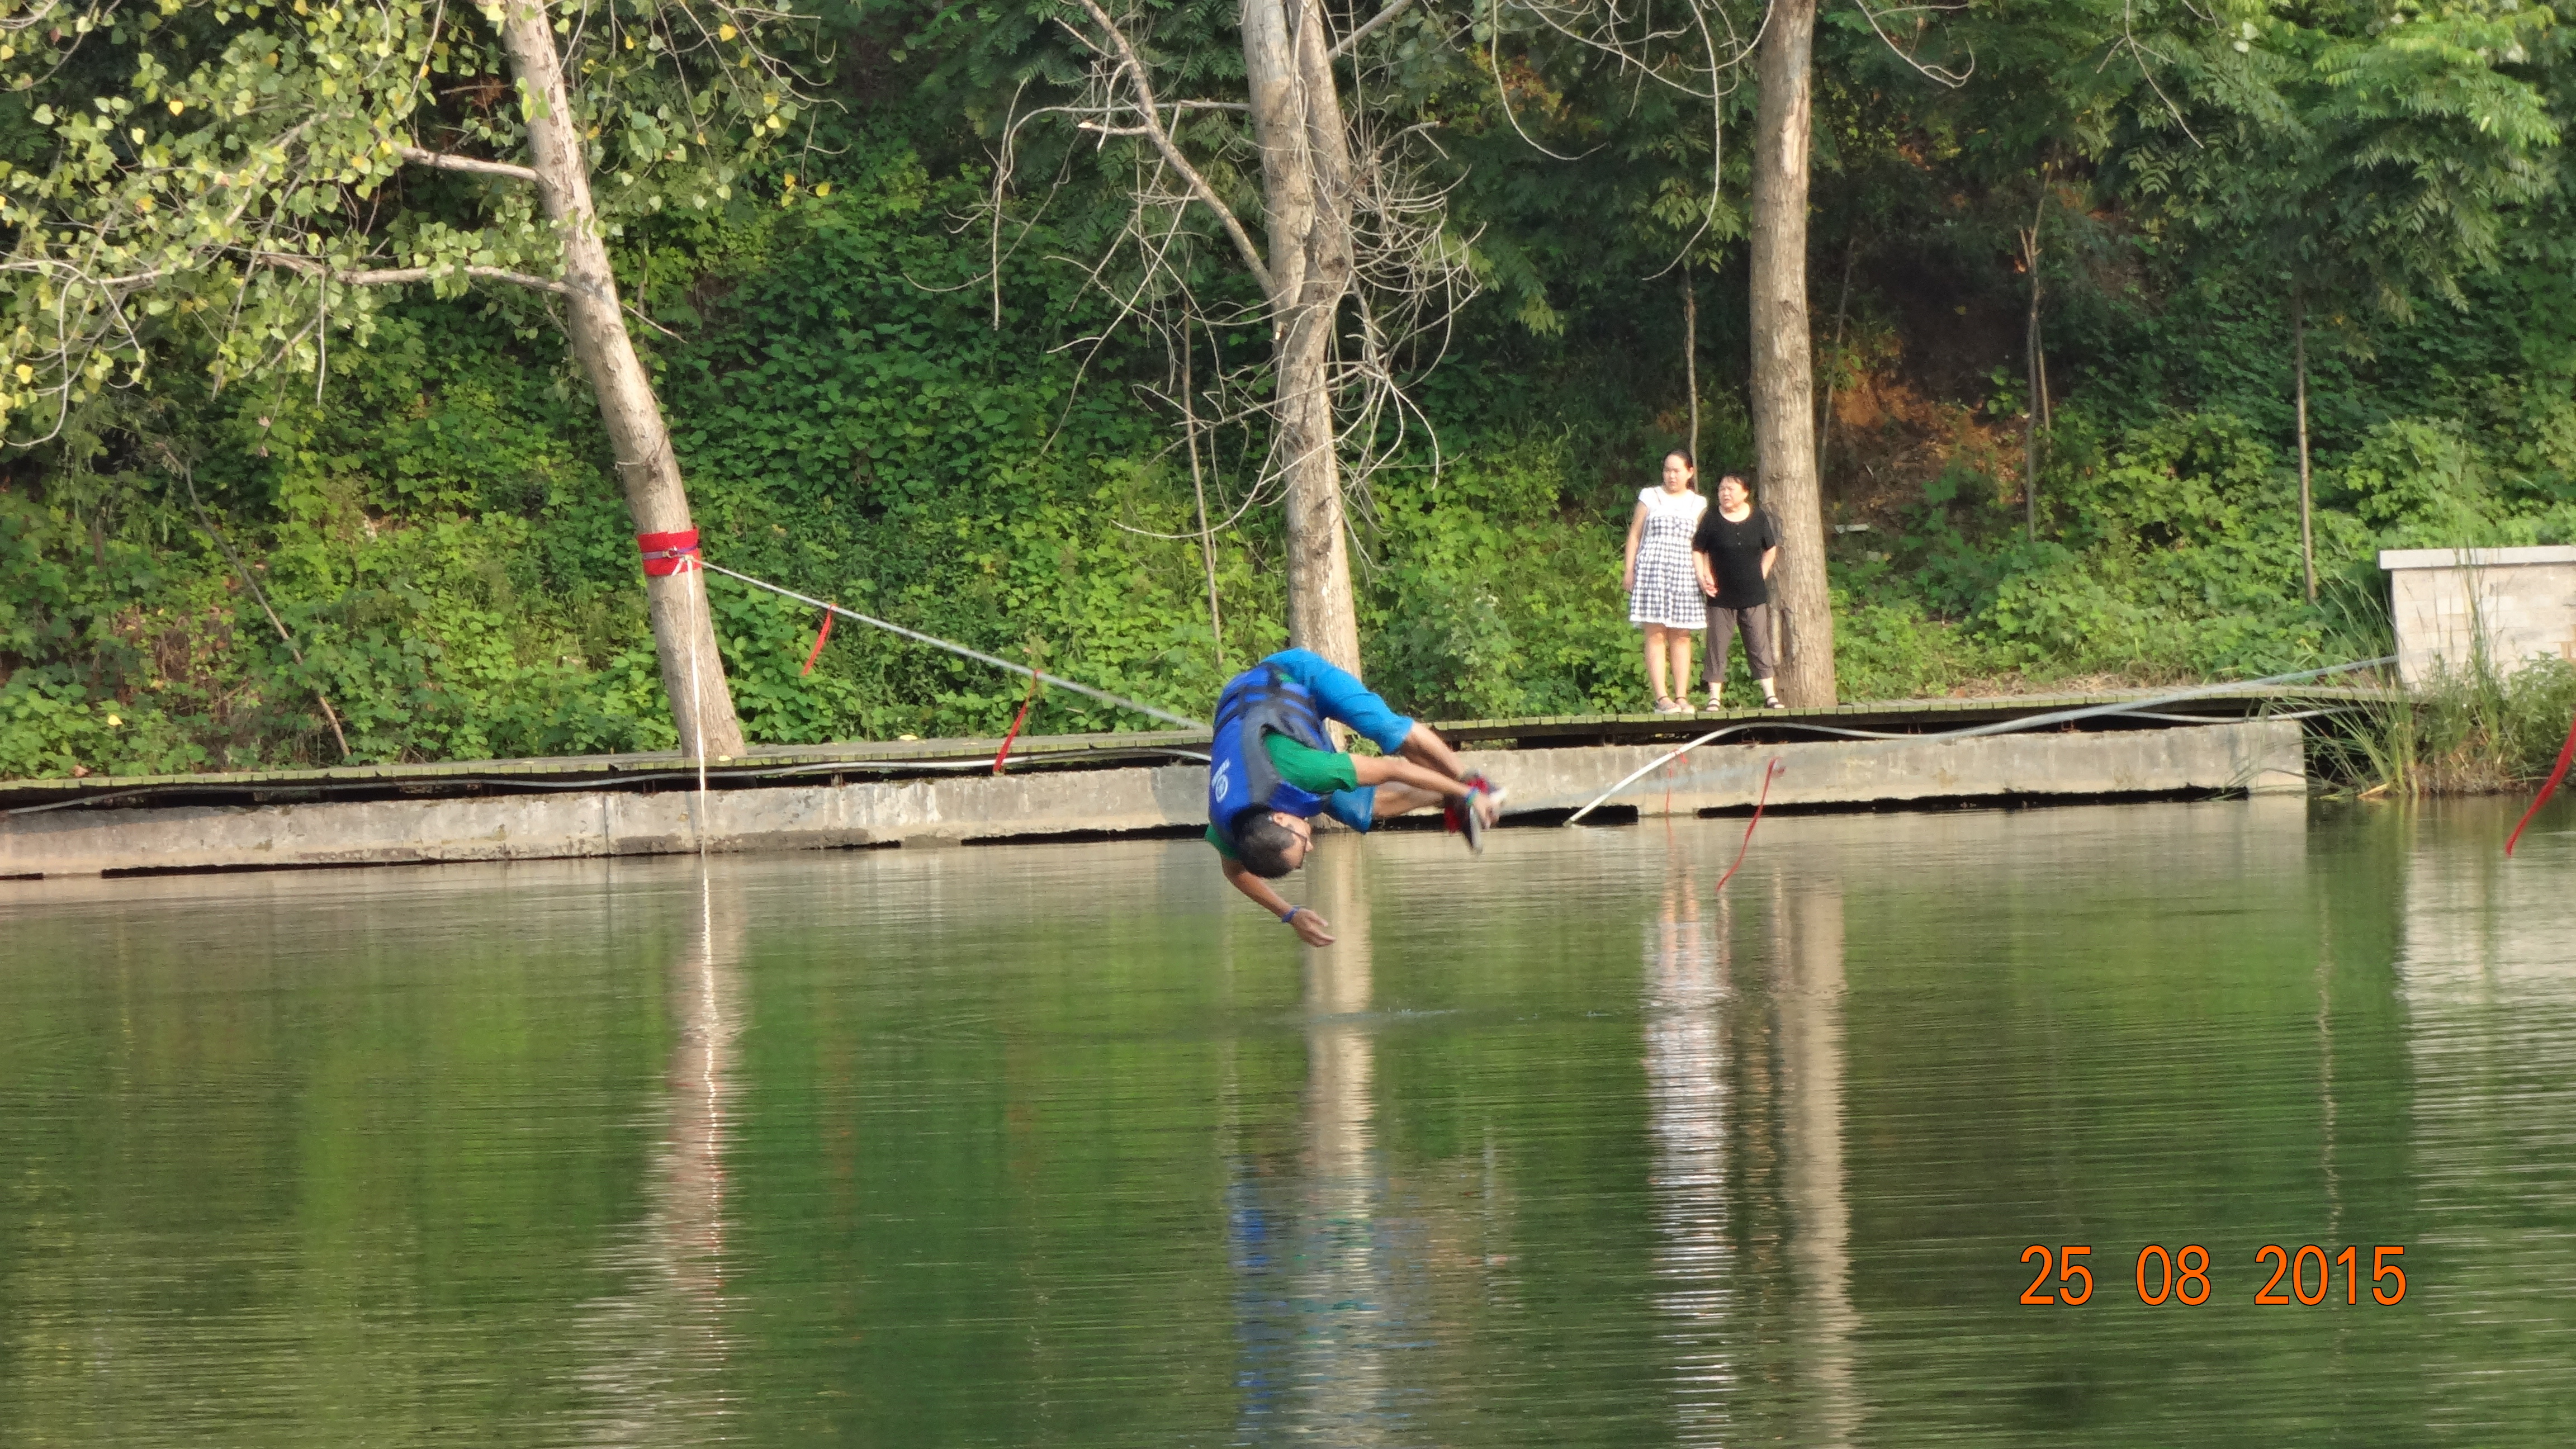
<box><xmin>697</xmin><ymin>559</ymin><xmax>1209</xmax><ymax>730</ymax></box>
<box><xmin>1559</xmin><ymin>657</ymin><xmax>2397</xmax><ymax>825</ymax></box>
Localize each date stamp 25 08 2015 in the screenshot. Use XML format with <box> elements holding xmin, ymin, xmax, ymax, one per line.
<box><xmin>2020</xmin><ymin>1244</ymin><xmax>2408</xmax><ymax>1306</ymax></box>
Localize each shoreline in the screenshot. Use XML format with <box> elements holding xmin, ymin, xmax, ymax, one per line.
<box><xmin>6</xmin><ymin>716</ymin><xmax>2304</xmax><ymax>879</ymax></box>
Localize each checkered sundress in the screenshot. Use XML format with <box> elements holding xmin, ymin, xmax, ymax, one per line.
<box><xmin>1627</xmin><ymin>487</ymin><xmax>1708</xmax><ymax>629</ymax></box>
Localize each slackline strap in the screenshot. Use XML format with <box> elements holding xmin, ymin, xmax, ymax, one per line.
<box><xmin>636</xmin><ymin>529</ymin><xmax>702</xmax><ymax>576</ymax></box>
<box><xmin>694</xmin><ymin>558</ymin><xmax>1208</xmax><ymax>731</ymax></box>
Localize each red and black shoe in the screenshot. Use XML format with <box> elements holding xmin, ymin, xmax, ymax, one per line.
<box><xmin>1453</xmin><ymin>775</ymin><xmax>1506</xmax><ymax>854</ymax></box>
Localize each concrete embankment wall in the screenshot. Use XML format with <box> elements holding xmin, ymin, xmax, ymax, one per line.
<box><xmin>3</xmin><ymin>720</ymin><xmax>2304</xmax><ymax>879</ymax></box>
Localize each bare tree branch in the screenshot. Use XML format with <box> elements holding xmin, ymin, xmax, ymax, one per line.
<box><xmin>254</xmin><ymin>254</ymin><xmax>576</xmax><ymax>296</ymax></box>
<box><xmin>986</xmin><ymin>0</ymin><xmax>1480</xmax><ymax>630</ymax></box>
<box><xmin>267</xmin><ymin>253</ymin><xmax>679</xmax><ymax>335</ymax></box>
<box><xmin>1065</xmin><ymin>0</ymin><xmax>1274</xmax><ymax>292</ymax></box>
<box><xmin>396</xmin><ymin>146</ymin><xmax>545</xmax><ymax>186</ymax></box>
<box><xmin>1329</xmin><ymin>0</ymin><xmax>1423</xmax><ymax>61</ymax></box>
<box><xmin>1852</xmin><ymin>0</ymin><xmax>1973</xmax><ymax>88</ymax></box>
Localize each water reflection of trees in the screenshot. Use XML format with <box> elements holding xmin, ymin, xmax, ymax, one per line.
<box><xmin>0</xmin><ymin>866</ymin><xmax>675</xmax><ymax>1445</ymax></box>
<box><xmin>1232</xmin><ymin>841</ymin><xmax>1539</xmax><ymax>1443</ymax></box>
<box><xmin>1232</xmin><ymin>842</ymin><xmax>1407</xmax><ymax>1442</ymax></box>
<box><xmin>573</xmin><ymin>867</ymin><xmax>745</xmax><ymax>1446</ymax></box>
<box><xmin>1643</xmin><ymin>865</ymin><xmax>1736</xmax><ymax>1442</ymax></box>
<box><xmin>2397</xmin><ymin>812</ymin><xmax>2576</xmax><ymax>1425</ymax></box>
<box><xmin>1643</xmin><ymin>859</ymin><xmax>1858</xmax><ymax>1447</ymax></box>
<box><xmin>1772</xmin><ymin>876</ymin><xmax>1859</xmax><ymax>1448</ymax></box>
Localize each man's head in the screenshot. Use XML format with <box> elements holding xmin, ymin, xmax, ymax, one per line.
<box><xmin>1235</xmin><ymin>810</ymin><xmax>1315</xmax><ymax>878</ymax></box>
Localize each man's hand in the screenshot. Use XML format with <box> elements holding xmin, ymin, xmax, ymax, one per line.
<box><xmin>1224</xmin><ymin>854</ymin><xmax>1338</xmax><ymax>945</ymax></box>
<box><xmin>1287</xmin><ymin>908</ymin><xmax>1337</xmax><ymax>947</ymax></box>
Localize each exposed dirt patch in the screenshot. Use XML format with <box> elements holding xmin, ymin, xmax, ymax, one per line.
<box><xmin>1821</xmin><ymin>359</ymin><xmax>2021</xmax><ymax>529</ymax></box>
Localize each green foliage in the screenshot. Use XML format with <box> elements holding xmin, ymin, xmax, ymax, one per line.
<box><xmin>0</xmin><ymin>0</ymin><xmax>821</xmax><ymax>439</ymax></box>
<box><xmin>4</xmin><ymin>2</ymin><xmax>2576</xmax><ymax>785</ymax></box>
<box><xmin>0</xmin><ymin>129</ymin><xmax>1267</xmax><ymax>775</ymax></box>
<box><xmin>1831</xmin><ymin>410</ymin><xmax>2336</xmax><ymax>683</ymax></box>
<box><xmin>2122</xmin><ymin>0</ymin><xmax>2560</xmax><ymax>360</ymax></box>
<box><xmin>2330</xmin><ymin>405</ymin><xmax>2576</xmax><ymax>548</ymax></box>
<box><xmin>1826</xmin><ymin>590</ymin><xmax>1978</xmax><ymax>703</ymax></box>
<box><xmin>1362</xmin><ymin>435</ymin><xmax>1636</xmax><ymax>720</ymax></box>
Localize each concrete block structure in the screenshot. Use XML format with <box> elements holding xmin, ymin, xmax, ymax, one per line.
<box><xmin>2</xmin><ymin>720</ymin><xmax>2305</xmax><ymax>877</ymax></box>
<box><xmin>2380</xmin><ymin>546</ymin><xmax>2576</xmax><ymax>686</ymax></box>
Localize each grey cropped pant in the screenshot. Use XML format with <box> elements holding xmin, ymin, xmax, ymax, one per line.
<box><xmin>1704</xmin><ymin>604</ymin><xmax>1778</xmax><ymax>684</ymax></box>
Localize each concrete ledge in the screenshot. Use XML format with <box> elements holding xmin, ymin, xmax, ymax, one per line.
<box><xmin>2</xmin><ymin>719</ymin><xmax>2305</xmax><ymax>879</ymax></box>
<box><xmin>2379</xmin><ymin>545</ymin><xmax>2576</xmax><ymax>569</ymax></box>
<box><xmin>1504</xmin><ymin>717</ymin><xmax>2307</xmax><ymax>817</ymax></box>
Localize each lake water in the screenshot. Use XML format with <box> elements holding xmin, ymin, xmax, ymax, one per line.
<box><xmin>3</xmin><ymin>798</ymin><xmax>2572</xmax><ymax>1445</ymax></box>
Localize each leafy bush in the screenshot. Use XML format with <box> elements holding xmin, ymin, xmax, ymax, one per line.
<box><xmin>5</xmin><ymin>108</ymin><xmax>2575</xmax><ymax>791</ymax></box>
<box><xmin>1829</xmin><ymin>588</ymin><xmax>1983</xmax><ymax>702</ymax></box>
<box><xmin>1362</xmin><ymin>435</ymin><xmax>1637</xmax><ymax>719</ymax></box>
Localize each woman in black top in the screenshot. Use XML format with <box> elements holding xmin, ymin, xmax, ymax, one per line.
<box><xmin>1690</xmin><ymin>472</ymin><xmax>1784</xmax><ymax>709</ymax></box>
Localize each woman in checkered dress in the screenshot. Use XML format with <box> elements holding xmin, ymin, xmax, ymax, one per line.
<box><xmin>1621</xmin><ymin>449</ymin><xmax>1710</xmax><ymax>712</ymax></box>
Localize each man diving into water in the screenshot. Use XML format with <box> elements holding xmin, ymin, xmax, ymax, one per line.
<box><xmin>1208</xmin><ymin>650</ymin><xmax>1504</xmax><ymax>946</ymax></box>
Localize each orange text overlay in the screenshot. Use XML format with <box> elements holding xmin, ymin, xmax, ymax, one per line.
<box><xmin>2019</xmin><ymin>1244</ymin><xmax>2408</xmax><ymax>1306</ymax></box>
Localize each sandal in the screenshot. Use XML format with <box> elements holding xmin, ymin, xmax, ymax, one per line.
<box><xmin>1653</xmin><ymin>696</ymin><xmax>1689</xmax><ymax>714</ymax></box>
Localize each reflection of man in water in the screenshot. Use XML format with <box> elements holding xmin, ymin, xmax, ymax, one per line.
<box><xmin>1230</xmin><ymin>840</ymin><xmax>1402</xmax><ymax>1442</ymax></box>
<box><xmin>1206</xmin><ymin>651</ymin><xmax>1502</xmax><ymax>946</ymax></box>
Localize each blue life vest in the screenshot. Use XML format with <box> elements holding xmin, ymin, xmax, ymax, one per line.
<box><xmin>1208</xmin><ymin>662</ymin><xmax>1333</xmax><ymax>841</ymax></box>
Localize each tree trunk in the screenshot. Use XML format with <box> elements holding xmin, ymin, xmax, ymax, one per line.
<box><xmin>2023</xmin><ymin>189</ymin><xmax>2045</xmax><ymax>543</ymax></box>
<box><xmin>1817</xmin><ymin>239</ymin><xmax>1855</xmax><ymax>492</ymax></box>
<box><xmin>1243</xmin><ymin>0</ymin><xmax>1362</xmax><ymax>675</ymax></box>
<box><xmin>1684</xmin><ymin>275</ymin><xmax>1700</xmax><ymax>462</ymax></box>
<box><xmin>2294</xmin><ymin>292</ymin><xmax>2317</xmax><ymax>604</ymax></box>
<box><xmin>493</xmin><ymin>2</ymin><xmax>745</xmax><ymax>758</ymax></box>
<box><xmin>1748</xmin><ymin>0</ymin><xmax>1836</xmax><ymax>705</ymax></box>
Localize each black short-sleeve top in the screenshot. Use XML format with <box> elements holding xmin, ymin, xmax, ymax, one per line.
<box><xmin>1692</xmin><ymin>507</ymin><xmax>1781</xmax><ymax>609</ymax></box>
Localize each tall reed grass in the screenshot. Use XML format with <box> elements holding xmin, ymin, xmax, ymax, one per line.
<box><xmin>2312</xmin><ymin>654</ymin><xmax>2576</xmax><ymax>797</ymax></box>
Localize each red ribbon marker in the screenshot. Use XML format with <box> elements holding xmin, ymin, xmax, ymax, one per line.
<box><xmin>1713</xmin><ymin>757</ymin><xmax>1787</xmax><ymax>893</ymax></box>
<box><xmin>2504</xmin><ymin>711</ymin><xmax>2576</xmax><ymax>856</ymax></box>
<box><xmin>636</xmin><ymin>528</ymin><xmax>701</xmax><ymax>577</ymax></box>
<box><xmin>992</xmin><ymin>667</ymin><xmax>1045</xmax><ymax>774</ymax></box>
<box><xmin>800</xmin><ymin>608</ymin><xmax>834</xmax><ymax>676</ymax></box>
<box><xmin>989</xmin><ymin>691</ymin><xmax>1040</xmax><ymax>773</ymax></box>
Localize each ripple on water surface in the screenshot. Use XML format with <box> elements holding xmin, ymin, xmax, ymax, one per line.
<box><xmin>3</xmin><ymin>798</ymin><xmax>2573</xmax><ymax>1446</ymax></box>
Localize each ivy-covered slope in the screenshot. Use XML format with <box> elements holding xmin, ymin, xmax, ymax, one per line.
<box><xmin>4</xmin><ymin>15</ymin><xmax>2574</xmax><ymax>779</ymax></box>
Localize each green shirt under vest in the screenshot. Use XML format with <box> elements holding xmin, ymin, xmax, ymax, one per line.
<box><xmin>1204</xmin><ymin>735</ymin><xmax>1361</xmax><ymax>858</ymax></box>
